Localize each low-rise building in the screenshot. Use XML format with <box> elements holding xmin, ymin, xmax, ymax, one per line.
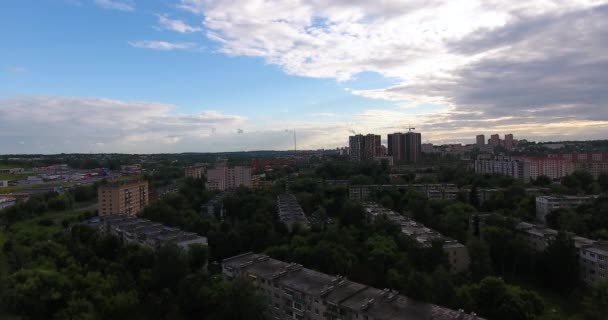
<box><xmin>535</xmin><ymin>195</ymin><xmax>596</xmax><ymax>223</ymax></box>
<box><xmin>0</xmin><ymin>168</ymin><xmax>23</xmax><ymax>175</ymax></box>
<box><xmin>516</xmin><ymin>222</ymin><xmax>606</xmax><ymax>286</ymax></box>
<box><xmin>0</xmin><ymin>197</ymin><xmax>16</xmax><ymax>210</ymax></box>
<box><xmin>85</xmin><ymin>215</ymin><xmax>207</xmax><ymax>251</ymax></box>
<box><xmin>201</xmin><ymin>193</ymin><xmax>226</xmax><ymax>219</ymax></box>
<box><xmin>222</xmin><ymin>252</ymin><xmax>483</xmax><ymax>320</ymax></box>
<box><xmin>365</xmin><ymin>203</ymin><xmax>470</xmax><ymax>273</ymax></box>
<box><xmin>0</xmin><ymin>180</ymin><xmax>9</xmax><ymax>188</ymax></box>
<box><xmin>349</xmin><ymin>184</ymin><xmax>460</xmax><ymax>202</ymax></box>
<box><xmin>277</xmin><ymin>193</ymin><xmax>309</xmax><ymax>232</ymax></box>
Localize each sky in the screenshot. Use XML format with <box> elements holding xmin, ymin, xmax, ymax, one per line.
<box><xmin>1</xmin><ymin>0</ymin><xmax>607</xmax><ymax>153</ymax></box>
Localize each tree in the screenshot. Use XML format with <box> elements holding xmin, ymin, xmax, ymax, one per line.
<box><xmin>188</xmin><ymin>244</ymin><xmax>210</xmax><ymax>271</ymax></box>
<box><xmin>467</xmin><ymin>238</ymin><xmax>493</xmax><ymax>281</ymax></box>
<box><xmin>3</xmin><ymin>269</ymin><xmax>71</xmax><ymax>319</ymax></box>
<box><xmin>534</xmin><ymin>175</ymin><xmax>552</xmax><ymax>187</ymax></box>
<box><xmin>213</xmin><ymin>278</ymin><xmax>268</xmax><ymax>320</ymax></box>
<box><xmin>583</xmin><ymin>280</ymin><xmax>608</xmax><ymax>320</ymax></box>
<box><xmin>599</xmin><ymin>173</ymin><xmax>608</xmax><ymax>192</ymax></box>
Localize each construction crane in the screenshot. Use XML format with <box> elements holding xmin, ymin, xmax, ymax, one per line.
<box><xmin>407</xmin><ymin>127</ymin><xmax>416</xmax><ymax>132</ymax></box>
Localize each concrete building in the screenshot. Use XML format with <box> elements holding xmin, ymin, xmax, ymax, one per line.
<box><xmin>98</xmin><ymin>180</ymin><xmax>149</xmax><ymax>216</ymax></box>
<box><xmin>0</xmin><ymin>168</ymin><xmax>23</xmax><ymax>175</ymax></box>
<box><xmin>515</xmin><ymin>222</ymin><xmax>606</xmax><ymax>286</ymax></box>
<box><xmin>488</xmin><ymin>134</ymin><xmax>501</xmax><ymax>147</ymax></box>
<box><xmin>222</xmin><ymin>252</ymin><xmax>483</xmax><ymax>320</ymax></box>
<box><xmin>349</xmin><ymin>184</ymin><xmax>460</xmax><ymax>202</ymax></box>
<box><xmin>580</xmin><ymin>242</ymin><xmax>608</xmax><ymax>286</ymax></box>
<box><xmin>474</xmin><ymin>159</ymin><xmax>531</xmax><ymax>182</ymax></box>
<box><xmin>201</xmin><ymin>193</ymin><xmax>226</xmax><ymax>219</ymax></box>
<box><xmin>504</xmin><ymin>134</ymin><xmax>514</xmax><ymax>149</ymax></box>
<box><xmin>373</xmin><ymin>156</ymin><xmax>394</xmax><ymax>167</ymax></box>
<box><xmin>277</xmin><ymin>193</ymin><xmax>310</xmax><ymax>232</ymax></box>
<box><xmin>535</xmin><ymin>195</ymin><xmax>597</xmax><ymax>223</ymax></box>
<box><xmin>0</xmin><ymin>180</ymin><xmax>9</xmax><ymax>188</ymax></box>
<box><xmin>388</xmin><ymin>131</ymin><xmax>422</xmax><ymax>163</ymax></box>
<box><xmin>365</xmin><ymin>203</ymin><xmax>470</xmax><ymax>273</ymax></box>
<box><xmin>184</xmin><ymin>165</ymin><xmax>205</xmax><ymax>179</ymax></box>
<box><xmin>349</xmin><ymin>134</ymin><xmax>382</xmax><ymax>162</ymax></box>
<box><xmin>0</xmin><ymin>197</ymin><xmax>16</xmax><ymax>210</ymax></box>
<box><xmin>206</xmin><ymin>161</ymin><xmax>252</xmax><ymax>191</ymax></box>
<box><xmin>85</xmin><ymin>215</ymin><xmax>207</xmax><ymax>251</ymax></box>
<box><xmin>513</xmin><ymin>153</ymin><xmax>608</xmax><ymax>180</ymax></box>
<box><xmin>475</xmin><ymin>135</ymin><xmax>485</xmax><ymax>147</ymax></box>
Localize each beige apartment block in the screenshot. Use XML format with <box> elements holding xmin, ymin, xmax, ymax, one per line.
<box><xmin>98</xmin><ymin>180</ymin><xmax>149</xmax><ymax>216</ymax></box>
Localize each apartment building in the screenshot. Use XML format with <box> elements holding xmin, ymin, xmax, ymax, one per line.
<box><xmin>476</xmin><ymin>135</ymin><xmax>485</xmax><ymax>146</ymax></box>
<box><xmin>184</xmin><ymin>165</ymin><xmax>206</xmax><ymax>179</ymax></box>
<box><xmin>222</xmin><ymin>252</ymin><xmax>483</xmax><ymax>320</ymax></box>
<box><xmin>580</xmin><ymin>242</ymin><xmax>608</xmax><ymax>286</ymax></box>
<box><xmin>474</xmin><ymin>159</ymin><xmax>530</xmax><ymax>182</ymax></box>
<box><xmin>349</xmin><ymin>184</ymin><xmax>459</xmax><ymax>202</ymax></box>
<box><xmin>0</xmin><ymin>180</ymin><xmax>9</xmax><ymax>188</ymax></box>
<box><xmin>365</xmin><ymin>203</ymin><xmax>470</xmax><ymax>273</ymax></box>
<box><xmin>515</xmin><ymin>222</ymin><xmax>606</xmax><ymax>286</ymax></box>
<box><xmin>277</xmin><ymin>193</ymin><xmax>310</xmax><ymax>232</ymax></box>
<box><xmin>349</xmin><ymin>134</ymin><xmax>382</xmax><ymax>162</ymax></box>
<box><xmin>97</xmin><ymin>180</ymin><xmax>148</xmax><ymax>216</ymax></box>
<box><xmin>85</xmin><ymin>215</ymin><xmax>207</xmax><ymax>251</ymax></box>
<box><xmin>206</xmin><ymin>161</ymin><xmax>252</xmax><ymax>191</ymax></box>
<box><xmin>387</xmin><ymin>131</ymin><xmax>422</xmax><ymax>163</ymax></box>
<box><xmin>535</xmin><ymin>195</ymin><xmax>596</xmax><ymax>223</ymax></box>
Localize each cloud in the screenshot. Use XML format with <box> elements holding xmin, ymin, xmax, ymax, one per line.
<box><xmin>0</xmin><ymin>96</ymin><xmax>246</xmax><ymax>153</ymax></box>
<box><xmin>94</xmin><ymin>0</ymin><xmax>134</xmax><ymax>11</ymax></box>
<box><xmin>157</xmin><ymin>14</ymin><xmax>202</xmax><ymax>33</ymax></box>
<box><xmin>6</xmin><ymin>65</ymin><xmax>28</xmax><ymax>74</ymax></box>
<box><xmin>129</xmin><ymin>40</ymin><xmax>196</xmax><ymax>50</ymax></box>
<box><xmin>177</xmin><ymin>0</ymin><xmax>608</xmax><ymax>144</ymax></box>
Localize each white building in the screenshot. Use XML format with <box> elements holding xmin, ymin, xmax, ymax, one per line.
<box><xmin>0</xmin><ymin>180</ymin><xmax>9</xmax><ymax>188</ymax></box>
<box><xmin>474</xmin><ymin>159</ymin><xmax>530</xmax><ymax>182</ymax></box>
<box><xmin>535</xmin><ymin>195</ymin><xmax>596</xmax><ymax>223</ymax></box>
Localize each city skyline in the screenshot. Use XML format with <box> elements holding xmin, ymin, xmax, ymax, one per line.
<box><xmin>1</xmin><ymin>0</ymin><xmax>607</xmax><ymax>153</ymax></box>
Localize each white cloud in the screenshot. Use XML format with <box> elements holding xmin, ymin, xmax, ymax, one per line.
<box><xmin>0</xmin><ymin>96</ymin><xmax>247</xmax><ymax>153</ymax></box>
<box><xmin>6</xmin><ymin>65</ymin><xmax>28</xmax><ymax>74</ymax></box>
<box><xmin>94</xmin><ymin>0</ymin><xmax>135</xmax><ymax>11</ymax></box>
<box><xmin>129</xmin><ymin>40</ymin><xmax>196</xmax><ymax>50</ymax></box>
<box><xmin>157</xmin><ymin>14</ymin><xmax>202</xmax><ymax>33</ymax></box>
<box><xmin>176</xmin><ymin>0</ymin><xmax>608</xmax><ymax>144</ymax></box>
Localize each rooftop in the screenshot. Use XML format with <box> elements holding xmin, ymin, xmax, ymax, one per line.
<box><xmin>222</xmin><ymin>252</ymin><xmax>483</xmax><ymax>320</ymax></box>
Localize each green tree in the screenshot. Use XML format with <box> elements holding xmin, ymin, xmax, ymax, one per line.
<box><xmin>583</xmin><ymin>280</ymin><xmax>608</xmax><ymax>320</ymax></box>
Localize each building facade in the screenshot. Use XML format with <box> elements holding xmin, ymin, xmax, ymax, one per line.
<box><xmin>98</xmin><ymin>180</ymin><xmax>149</xmax><ymax>216</ymax></box>
<box><xmin>277</xmin><ymin>193</ymin><xmax>310</xmax><ymax>232</ymax></box>
<box><xmin>388</xmin><ymin>132</ymin><xmax>422</xmax><ymax>163</ymax></box>
<box><xmin>349</xmin><ymin>184</ymin><xmax>459</xmax><ymax>202</ymax></box>
<box><xmin>535</xmin><ymin>195</ymin><xmax>596</xmax><ymax>223</ymax></box>
<box><xmin>349</xmin><ymin>134</ymin><xmax>382</xmax><ymax>162</ymax></box>
<box><xmin>85</xmin><ymin>215</ymin><xmax>207</xmax><ymax>251</ymax></box>
<box><xmin>365</xmin><ymin>203</ymin><xmax>470</xmax><ymax>273</ymax></box>
<box><xmin>476</xmin><ymin>135</ymin><xmax>485</xmax><ymax>146</ymax></box>
<box><xmin>206</xmin><ymin>161</ymin><xmax>252</xmax><ymax>191</ymax></box>
<box><xmin>516</xmin><ymin>222</ymin><xmax>606</xmax><ymax>286</ymax></box>
<box><xmin>474</xmin><ymin>159</ymin><xmax>531</xmax><ymax>182</ymax></box>
<box><xmin>184</xmin><ymin>165</ymin><xmax>206</xmax><ymax>179</ymax></box>
<box><xmin>222</xmin><ymin>252</ymin><xmax>483</xmax><ymax>320</ymax></box>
